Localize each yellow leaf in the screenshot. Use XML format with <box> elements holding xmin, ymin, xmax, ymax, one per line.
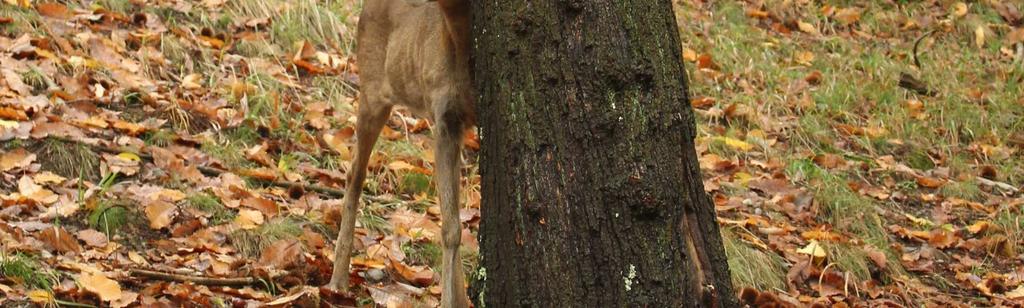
<box><xmin>235</xmin><ymin>209</ymin><xmax>264</xmax><ymax>229</ymax></box>
<box><xmin>833</xmin><ymin>8</ymin><xmax>862</xmax><ymax>26</ymax></box>
<box><xmin>1007</xmin><ymin>285</ymin><xmax>1024</xmax><ymax>299</ymax></box>
<box><xmin>181</xmin><ymin>74</ymin><xmax>203</xmax><ymax>90</ymax></box>
<box><xmin>682</xmin><ymin>48</ymin><xmax>698</xmax><ymax>62</ymax></box>
<box><xmin>794</xmin><ymin>51</ymin><xmax>815</xmax><ymax>66</ymax></box>
<box><xmin>0</xmin><ymin>120</ymin><xmax>19</xmax><ymax>128</ymax></box>
<box><xmin>27</xmin><ymin>289</ymin><xmax>54</xmax><ymax>304</ymax></box>
<box><xmin>951</xmin><ymin>2</ymin><xmax>968</xmax><ymax>18</ymax></box>
<box><xmin>79</xmin><ymin>273</ymin><xmax>122</xmax><ymax>302</ymax></box>
<box><xmin>967</xmin><ymin>221</ymin><xmax>992</xmax><ymax>234</ymax></box>
<box><xmin>387</xmin><ymin>160</ymin><xmax>417</xmax><ymax>172</ymax></box>
<box><xmin>905</xmin><ymin>213</ymin><xmax>934</xmax><ymax>227</ymax></box>
<box><xmin>974</xmin><ymin>25</ymin><xmax>985</xmax><ymax>48</ymax></box>
<box><xmin>797</xmin><ymin>240</ymin><xmax>827</xmax><ymax>258</ymax></box>
<box><xmin>79</xmin><ymin>116</ymin><xmax>109</xmax><ymax>128</ymax></box>
<box><xmin>711</xmin><ymin>136</ymin><xmax>754</xmax><ymax>151</ymax></box>
<box><xmin>797</xmin><ymin>21</ymin><xmax>819</xmax><ymax>36</ymax></box>
<box><xmin>733</xmin><ymin>172</ymin><xmax>754</xmax><ymax>186</ymax></box>
<box><xmin>117</xmin><ymin>152</ymin><xmax>141</xmax><ymax>162</ymax></box>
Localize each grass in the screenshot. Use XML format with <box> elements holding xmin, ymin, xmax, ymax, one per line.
<box><xmin>225</xmin><ymin>0</ymin><xmax>359</xmax><ymax>53</ymax></box>
<box><xmin>88</xmin><ymin>201</ymin><xmax>132</xmax><ymax>237</ymax></box>
<box><xmin>994</xmin><ymin>208</ymin><xmax>1023</xmax><ymax>256</ymax></box>
<box><xmin>721</xmin><ymin>228</ymin><xmax>787</xmax><ymax>291</ymax></box>
<box><xmin>0</xmin><ymin>252</ymin><xmax>58</xmax><ymax>291</ymax></box>
<box><xmin>186</xmin><ymin>193</ymin><xmax>236</xmax><ymax>226</ymax></box>
<box><xmin>30</xmin><ymin>138</ymin><xmax>100</xmax><ymax>181</ymax></box>
<box><xmin>402</xmin><ymin>241</ymin><xmax>442</xmax><ymax>269</ymax></box>
<box><xmin>201</xmin><ymin>126</ymin><xmax>260</xmax><ymax>170</ymax></box>
<box><xmin>229</xmin><ymin>216</ymin><xmax>305</xmax><ymax>257</ymax></box>
<box><xmin>0</xmin><ymin>4</ymin><xmax>42</xmax><ymax>35</ymax></box>
<box><xmin>940</xmin><ymin>178</ymin><xmax>983</xmax><ymax>201</ymax></box>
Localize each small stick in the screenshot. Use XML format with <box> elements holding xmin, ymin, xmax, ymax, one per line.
<box><xmin>912</xmin><ymin>29</ymin><xmax>937</xmax><ymax>69</ymax></box>
<box><xmin>129</xmin><ymin>269</ymin><xmax>256</xmax><ymax>286</ymax></box>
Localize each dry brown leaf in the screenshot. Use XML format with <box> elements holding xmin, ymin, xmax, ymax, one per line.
<box><xmin>78</xmin><ymin>273</ymin><xmax>122</xmax><ymax>302</ymax></box>
<box><xmin>242</xmin><ymin>196</ymin><xmax>279</xmax><ymax>218</ymax></box>
<box><xmin>928</xmin><ymin>229</ymin><xmax>958</xmax><ymax>248</ymax></box>
<box><xmin>813</xmin><ymin>153</ymin><xmax>845</xmax><ymax>169</ymax></box>
<box><xmin>1</xmin><ymin>148</ymin><xmax>35</xmax><ymax>171</ymax></box>
<box><xmin>39</xmin><ymin>226</ymin><xmax>81</xmax><ymax>253</ymax></box>
<box><xmin>36</xmin><ymin>2</ymin><xmax>69</xmax><ymax>19</ymax></box>
<box><xmin>18</xmin><ymin>175</ymin><xmax>58</xmax><ymax>204</ymax></box>
<box><xmin>77</xmin><ymin>229</ymin><xmax>109</xmax><ymax>247</ymax></box>
<box><xmin>144</xmin><ymin>200</ymin><xmax>176</xmax><ymax>229</ymax></box>
<box><xmin>392</xmin><ymin>261</ymin><xmax>434</xmax><ymax>287</ymax></box>
<box><xmin>951</xmin><ymin>2</ymin><xmax>968</xmax><ymax>18</ymax></box>
<box><xmin>833</xmin><ymin>8</ymin><xmax>862</xmax><ymax>26</ymax></box>
<box><xmin>916</xmin><ymin>176</ymin><xmax>946</xmax><ymax>189</ymax></box>
<box><xmin>258</xmin><ymin>239</ymin><xmax>303</xmax><ymax>270</ymax></box>
<box><xmin>235</xmin><ymin>209</ymin><xmax>265</xmax><ymax>229</ymax></box>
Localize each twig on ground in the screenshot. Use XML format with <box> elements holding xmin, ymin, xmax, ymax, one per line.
<box><xmin>912</xmin><ymin>29</ymin><xmax>937</xmax><ymax>69</ymax></box>
<box><xmin>129</xmin><ymin>269</ymin><xmax>256</xmax><ymax>286</ymax></box>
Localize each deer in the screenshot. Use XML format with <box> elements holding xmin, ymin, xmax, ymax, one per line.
<box><xmin>327</xmin><ymin>0</ymin><xmax>473</xmax><ymax>307</ymax></box>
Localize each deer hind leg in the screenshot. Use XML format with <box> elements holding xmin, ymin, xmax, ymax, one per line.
<box><xmin>434</xmin><ymin>103</ymin><xmax>470</xmax><ymax>308</ymax></box>
<box><xmin>328</xmin><ymin>93</ymin><xmax>393</xmax><ymax>291</ymax></box>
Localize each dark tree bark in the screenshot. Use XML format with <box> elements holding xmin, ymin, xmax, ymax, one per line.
<box><xmin>471</xmin><ymin>1</ymin><xmax>737</xmax><ymax>307</ymax></box>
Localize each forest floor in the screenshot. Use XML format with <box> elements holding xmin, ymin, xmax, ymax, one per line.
<box><xmin>0</xmin><ymin>0</ymin><xmax>1022</xmax><ymax>307</ymax></box>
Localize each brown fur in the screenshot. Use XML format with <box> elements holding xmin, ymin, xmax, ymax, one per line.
<box><xmin>327</xmin><ymin>1</ymin><xmax>472</xmax><ymax>307</ymax></box>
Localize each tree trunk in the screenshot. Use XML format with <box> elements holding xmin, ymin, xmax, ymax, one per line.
<box><xmin>470</xmin><ymin>1</ymin><xmax>736</xmax><ymax>307</ymax></box>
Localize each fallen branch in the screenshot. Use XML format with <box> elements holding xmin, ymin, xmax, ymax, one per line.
<box><xmin>976</xmin><ymin>176</ymin><xmax>1020</xmax><ymax>193</ymax></box>
<box><xmin>129</xmin><ymin>269</ymin><xmax>256</xmax><ymax>286</ymax></box>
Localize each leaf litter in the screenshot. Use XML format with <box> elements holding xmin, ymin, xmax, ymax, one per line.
<box><xmin>0</xmin><ymin>0</ymin><xmax>1021</xmax><ymax>307</ymax></box>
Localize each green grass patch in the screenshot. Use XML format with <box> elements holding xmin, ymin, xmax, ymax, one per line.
<box><xmin>30</xmin><ymin>138</ymin><xmax>101</xmax><ymax>182</ymax></box>
<box><xmin>939</xmin><ymin>178</ymin><xmax>982</xmax><ymax>201</ymax></box>
<box><xmin>402</xmin><ymin>241</ymin><xmax>442</xmax><ymax>269</ymax></box>
<box><xmin>229</xmin><ymin>216</ymin><xmax>305</xmax><ymax>257</ymax></box>
<box><xmin>0</xmin><ymin>5</ymin><xmax>42</xmax><ymax>35</ymax></box>
<box><xmin>225</xmin><ymin>0</ymin><xmax>359</xmax><ymax>53</ymax></box>
<box><xmin>202</xmin><ymin>126</ymin><xmax>260</xmax><ymax>170</ymax></box>
<box><xmin>398</xmin><ymin>172</ymin><xmax>433</xmax><ymax>196</ymax></box>
<box><xmin>186</xmin><ymin>193</ymin><xmax>236</xmax><ymax>226</ymax></box>
<box><xmin>722</xmin><ymin>228</ymin><xmax>786</xmax><ymax>291</ymax></box>
<box><xmin>0</xmin><ymin>252</ymin><xmax>58</xmax><ymax>291</ymax></box>
<box><xmin>88</xmin><ymin>201</ymin><xmax>131</xmax><ymax>237</ymax></box>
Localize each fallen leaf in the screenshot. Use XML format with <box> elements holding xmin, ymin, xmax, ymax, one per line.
<box><xmin>797</xmin><ymin>21</ymin><xmax>820</xmax><ymax>35</ymax></box>
<box><xmin>39</xmin><ymin>226</ymin><xmax>81</xmax><ymax>253</ymax></box>
<box><xmin>144</xmin><ymin>200</ymin><xmax>176</xmax><ymax>229</ymax></box>
<box><xmin>19</xmin><ymin>175</ymin><xmax>58</xmax><ymax>204</ymax></box>
<box><xmin>711</xmin><ymin>136</ymin><xmax>754</xmax><ymax>151</ymax></box>
<box><xmin>975</xmin><ymin>25</ymin><xmax>986</xmax><ymax>48</ymax></box>
<box><xmin>78</xmin><ymin>273</ymin><xmax>122</xmax><ymax>302</ymax></box>
<box><xmin>258</xmin><ymin>239</ymin><xmax>303</xmax><ymax>270</ymax></box>
<box><xmin>798</xmin><ymin>240</ymin><xmax>827</xmax><ymax>259</ymax></box>
<box><xmin>916</xmin><ymin>176</ymin><xmax>946</xmax><ymax>188</ymax></box>
<box><xmin>77</xmin><ymin>229</ymin><xmax>109</xmax><ymax>247</ymax></box>
<box><xmin>813</xmin><ymin>153</ymin><xmax>845</xmax><ymax>169</ymax></box>
<box><xmin>833</xmin><ymin>8</ymin><xmax>862</xmax><ymax>26</ymax></box>
<box><xmin>951</xmin><ymin>2</ymin><xmax>968</xmax><ymax>18</ymax></box>
<box><xmin>0</xmin><ymin>148</ymin><xmax>35</xmax><ymax>171</ymax></box>
<box><xmin>27</xmin><ymin>289</ymin><xmax>54</xmax><ymax>304</ymax></box>
<box><xmin>1007</xmin><ymin>285</ymin><xmax>1024</xmax><ymax>299</ymax></box>
<box><xmin>235</xmin><ymin>209</ymin><xmax>265</xmax><ymax>229</ymax></box>
<box><xmin>35</xmin><ymin>2</ymin><xmax>69</xmax><ymax>19</ymax></box>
